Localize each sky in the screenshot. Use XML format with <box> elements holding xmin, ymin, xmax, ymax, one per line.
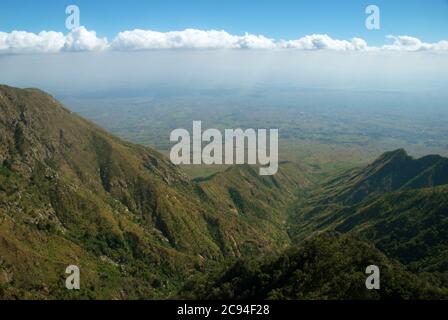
<box><xmin>0</xmin><ymin>0</ymin><xmax>447</xmax><ymax>45</ymax></box>
<box><xmin>0</xmin><ymin>0</ymin><xmax>447</xmax><ymax>95</ymax></box>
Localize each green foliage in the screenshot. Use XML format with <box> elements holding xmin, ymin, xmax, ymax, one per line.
<box><xmin>0</xmin><ymin>85</ymin><xmax>308</xmax><ymax>299</ymax></box>
<box><xmin>289</xmin><ymin>151</ymin><xmax>448</xmax><ymax>274</ymax></box>
<box><xmin>1</xmin><ymin>85</ymin><xmax>447</xmax><ymax>300</ymax></box>
<box><xmin>180</xmin><ymin>234</ymin><xmax>448</xmax><ymax>300</ymax></box>
<box><xmin>14</xmin><ymin>124</ymin><xmax>25</xmax><ymax>155</ymax></box>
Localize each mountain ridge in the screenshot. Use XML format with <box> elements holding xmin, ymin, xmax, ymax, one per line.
<box><xmin>0</xmin><ymin>85</ymin><xmax>309</xmax><ymax>298</ymax></box>
<box><xmin>1</xmin><ymin>84</ymin><xmax>446</xmax><ymax>299</ymax></box>
<box><xmin>288</xmin><ymin>149</ymin><xmax>448</xmax><ymax>273</ymax></box>
<box><xmin>313</xmin><ymin>148</ymin><xmax>448</xmax><ymax>205</ymax></box>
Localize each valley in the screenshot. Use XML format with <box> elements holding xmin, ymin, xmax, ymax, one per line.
<box><xmin>0</xmin><ymin>85</ymin><xmax>447</xmax><ymax>300</ymax></box>
<box><xmin>61</xmin><ymin>86</ymin><xmax>448</xmax><ymax>179</ymax></box>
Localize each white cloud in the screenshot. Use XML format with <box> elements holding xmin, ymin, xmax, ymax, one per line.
<box><xmin>236</xmin><ymin>33</ymin><xmax>276</xmax><ymax>49</ymax></box>
<box><xmin>111</xmin><ymin>29</ymin><xmax>234</xmax><ymax>50</ymax></box>
<box><xmin>384</xmin><ymin>35</ymin><xmax>448</xmax><ymax>52</ymax></box>
<box><xmin>281</xmin><ymin>34</ymin><xmax>369</xmax><ymax>51</ymax></box>
<box><xmin>110</xmin><ymin>29</ymin><xmax>275</xmax><ymax>50</ymax></box>
<box><xmin>384</xmin><ymin>35</ymin><xmax>430</xmax><ymax>51</ymax></box>
<box><xmin>351</xmin><ymin>37</ymin><xmax>369</xmax><ymax>51</ymax></box>
<box><xmin>64</xmin><ymin>27</ymin><xmax>108</xmax><ymax>52</ymax></box>
<box><xmin>0</xmin><ymin>27</ymin><xmax>106</xmax><ymax>54</ymax></box>
<box><xmin>0</xmin><ymin>28</ymin><xmax>446</xmax><ymax>54</ymax></box>
<box><xmin>0</xmin><ymin>30</ymin><xmax>65</xmax><ymax>54</ymax></box>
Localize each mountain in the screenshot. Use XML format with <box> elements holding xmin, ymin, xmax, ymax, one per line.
<box><xmin>1</xmin><ymin>85</ymin><xmax>446</xmax><ymax>300</ymax></box>
<box><xmin>194</xmin><ymin>163</ymin><xmax>313</xmax><ymax>253</ymax></box>
<box><xmin>0</xmin><ymin>85</ymin><xmax>310</xmax><ymax>299</ymax></box>
<box><xmin>180</xmin><ymin>233</ymin><xmax>448</xmax><ymax>300</ymax></box>
<box><xmin>313</xmin><ymin>149</ymin><xmax>448</xmax><ymax>205</ymax></box>
<box><xmin>291</xmin><ymin>185</ymin><xmax>448</xmax><ymax>272</ymax></box>
<box><xmin>182</xmin><ymin>151</ymin><xmax>448</xmax><ymax>300</ymax></box>
<box><xmin>288</xmin><ymin>150</ymin><xmax>448</xmax><ymax>273</ymax></box>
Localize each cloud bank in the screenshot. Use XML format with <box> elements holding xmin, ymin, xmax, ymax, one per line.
<box><xmin>0</xmin><ymin>27</ymin><xmax>447</xmax><ymax>54</ymax></box>
<box><xmin>111</xmin><ymin>29</ymin><xmax>276</xmax><ymax>50</ymax></box>
<box><xmin>383</xmin><ymin>35</ymin><xmax>448</xmax><ymax>52</ymax></box>
<box><xmin>0</xmin><ymin>30</ymin><xmax>65</xmax><ymax>54</ymax></box>
<box><xmin>280</xmin><ymin>34</ymin><xmax>368</xmax><ymax>51</ymax></box>
<box><xmin>64</xmin><ymin>27</ymin><xmax>108</xmax><ymax>52</ymax></box>
<box><xmin>0</xmin><ymin>27</ymin><xmax>107</xmax><ymax>54</ymax></box>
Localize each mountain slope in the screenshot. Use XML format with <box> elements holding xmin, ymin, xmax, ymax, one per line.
<box><xmin>2</xmin><ymin>85</ymin><xmax>445</xmax><ymax>300</ymax></box>
<box><xmin>195</xmin><ymin>163</ymin><xmax>313</xmax><ymax>253</ymax></box>
<box><xmin>288</xmin><ymin>150</ymin><xmax>448</xmax><ymax>273</ymax></box>
<box><xmin>313</xmin><ymin>149</ymin><xmax>448</xmax><ymax>205</ymax></box>
<box><xmin>0</xmin><ymin>85</ymin><xmax>309</xmax><ymax>299</ymax></box>
<box><xmin>181</xmin><ymin>234</ymin><xmax>448</xmax><ymax>300</ymax></box>
<box><xmin>294</xmin><ymin>186</ymin><xmax>448</xmax><ymax>272</ymax></box>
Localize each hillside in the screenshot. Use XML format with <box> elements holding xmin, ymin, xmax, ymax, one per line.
<box><xmin>288</xmin><ymin>150</ymin><xmax>448</xmax><ymax>273</ymax></box>
<box><xmin>180</xmin><ymin>234</ymin><xmax>448</xmax><ymax>300</ymax></box>
<box><xmin>0</xmin><ymin>85</ymin><xmax>309</xmax><ymax>299</ymax></box>
<box><xmin>291</xmin><ymin>186</ymin><xmax>448</xmax><ymax>272</ymax></box>
<box><xmin>1</xmin><ymin>85</ymin><xmax>446</xmax><ymax>300</ymax></box>
<box><xmin>311</xmin><ymin>149</ymin><xmax>448</xmax><ymax>205</ymax></box>
<box><xmin>182</xmin><ymin>151</ymin><xmax>448</xmax><ymax>300</ymax></box>
<box><xmin>195</xmin><ymin>163</ymin><xmax>313</xmax><ymax>251</ymax></box>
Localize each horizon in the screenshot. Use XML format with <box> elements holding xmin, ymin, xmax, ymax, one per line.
<box><xmin>1</xmin><ymin>0</ymin><xmax>448</xmax><ymax>305</ymax></box>
<box><xmin>1</xmin><ymin>1</ymin><xmax>448</xmax><ymax>97</ymax></box>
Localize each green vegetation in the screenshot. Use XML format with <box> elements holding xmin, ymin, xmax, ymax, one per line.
<box><xmin>288</xmin><ymin>149</ymin><xmax>448</xmax><ymax>284</ymax></box>
<box><xmin>0</xmin><ymin>85</ymin><xmax>309</xmax><ymax>299</ymax></box>
<box><xmin>180</xmin><ymin>234</ymin><xmax>448</xmax><ymax>300</ymax></box>
<box><xmin>0</xmin><ymin>85</ymin><xmax>447</xmax><ymax>300</ymax></box>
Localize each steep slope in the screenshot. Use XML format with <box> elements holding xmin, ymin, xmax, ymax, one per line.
<box><xmin>0</xmin><ymin>85</ymin><xmax>210</xmax><ymax>298</ymax></box>
<box><xmin>195</xmin><ymin>163</ymin><xmax>313</xmax><ymax>253</ymax></box>
<box><xmin>180</xmin><ymin>234</ymin><xmax>448</xmax><ymax>300</ymax></box>
<box><xmin>0</xmin><ymin>85</ymin><xmax>309</xmax><ymax>299</ymax></box>
<box><xmin>292</xmin><ymin>186</ymin><xmax>448</xmax><ymax>272</ymax></box>
<box><xmin>288</xmin><ymin>150</ymin><xmax>448</xmax><ymax>273</ymax></box>
<box><xmin>314</xmin><ymin>149</ymin><xmax>448</xmax><ymax>205</ymax></box>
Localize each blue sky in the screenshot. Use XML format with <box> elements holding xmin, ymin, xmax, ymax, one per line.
<box><xmin>1</xmin><ymin>0</ymin><xmax>447</xmax><ymax>45</ymax></box>
<box><xmin>1</xmin><ymin>0</ymin><xmax>448</xmax><ymax>95</ymax></box>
